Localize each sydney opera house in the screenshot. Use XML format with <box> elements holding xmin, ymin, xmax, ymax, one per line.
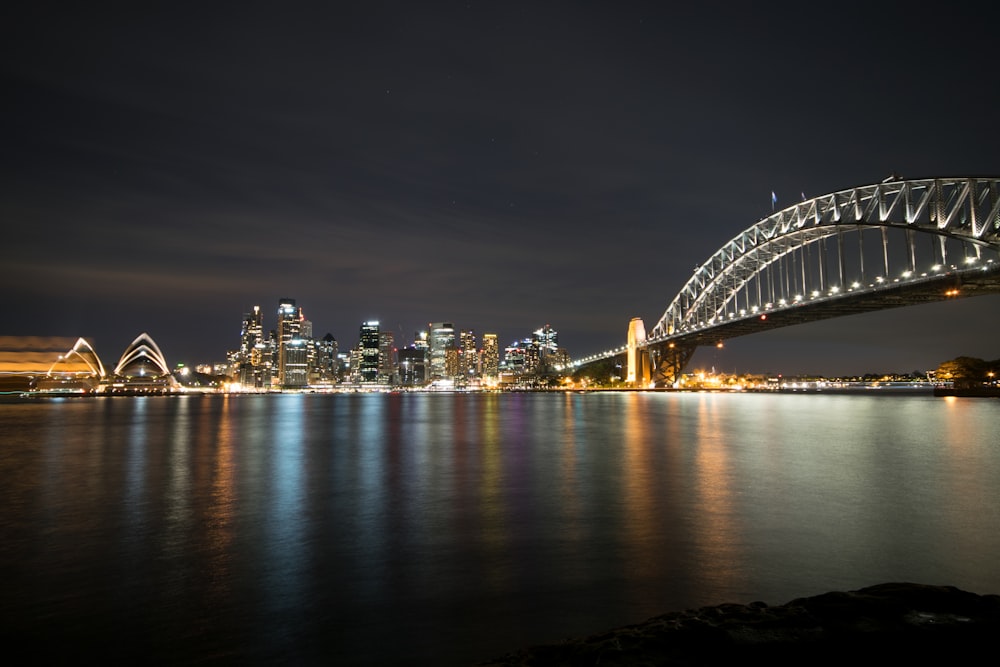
<box><xmin>14</xmin><ymin>333</ymin><xmax>179</xmax><ymax>394</ymax></box>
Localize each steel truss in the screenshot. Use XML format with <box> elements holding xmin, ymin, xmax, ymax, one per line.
<box><xmin>649</xmin><ymin>177</ymin><xmax>1000</xmax><ymax>342</ymax></box>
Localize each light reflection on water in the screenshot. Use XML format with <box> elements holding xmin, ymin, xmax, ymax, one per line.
<box><xmin>1</xmin><ymin>391</ymin><xmax>999</xmax><ymax>665</ymax></box>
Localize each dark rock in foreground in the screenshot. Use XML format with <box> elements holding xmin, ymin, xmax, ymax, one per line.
<box><xmin>480</xmin><ymin>583</ymin><xmax>1000</xmax><ymax>665</ymax></box>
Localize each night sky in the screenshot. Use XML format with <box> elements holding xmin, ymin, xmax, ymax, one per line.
<box><xmin>4</xmin><ymin>2</ymin><xmax>999</xmax><ymax>376</ymax></box>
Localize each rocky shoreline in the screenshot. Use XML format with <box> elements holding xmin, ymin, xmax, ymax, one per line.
<box><xmin>480</xmin><ymin>583</ymin><xmax>1000</xmax><ymax>665</ymax></box>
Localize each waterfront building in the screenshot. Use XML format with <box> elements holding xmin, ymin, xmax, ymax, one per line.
<box><xmin>481</xmin><ymin>333</ymin><xmax>499</xmax><ymax>379</ymax></box>
<box><xmin>459</xmin><ymin>330</ymin><xmax>477</xmax><ymax>379</ymax></box>
<box><xmin>397</xmin><ymin>346</ymin><xmax>426</xmax><ymax>386</ymax></box>
<box><xmin>359</xmin><ymin>321</ymin><xmax>380</xmax><ymax>383</ymax></box>
<box><xmin>300</xmin><ymin>315</ymin><xmax>317</xmax><ymax>379</ymax></box>
<box><xmin>313</xmin><ymin>333</ymin><xmax>339</xmax><ymax>383</ymax></box>
<box><xmin>281</xmin><ymin>338</ymin><xmax>309</xmax><ymax>387</ymax></box>
<box><xmin>533</xmin><ymin>324</ymin><xmax>558</xmax><ymax>354</ymax></box>
<box><xmin>277</xmin><ymin>298</ymin><xmax>307</xmax><ymax>387</ymax></box>
<box><xmin>108</xmin><ymin>332</ymin><xmax>178</xmax><ymax>392</ymax></box>
<box><xmin>532</xmin><ymin>324</ymin><xmax>569</xmax><ymax>374</ymax></box>
<box><xmin>502</xmin><ymin>337</ymin><xmax>541</xmax><ymax>377</ymax></box>
<box><xmin>523</xmin><ymin>339</ymin><xmax>541</xmax><ymax>375</ymax></box>
<box><xmin>379</xmin><ymin>331</ymin><xmax>395</xmax><ymax>384</ymax></box>
<box><xmin>235</xmin><ymin>306</ymin><xmax>264</xmax><ymax>386</ymax></box>
<box><xmin>252</xmin><ymin>338</ymin><xmax>274</xmax><ymax>388</ymax></box>
<box><xmin>347</xmin><ymin>346</ymin><xmax>362</xmax><ymax>383</ymax></box>
<box><xmin>502</xmin><ymin>341</ymin><xmax>526</xmax><ymax>375</ymax></box>
<box><xmin>444</xmin><ymin>345</ymin><xmax>460</xmax><ymax>379</ymax></box>
<box><xmin>428</xmin><ymin>322</ymin><xmax>454</xmax><ymax>380</ymax></box>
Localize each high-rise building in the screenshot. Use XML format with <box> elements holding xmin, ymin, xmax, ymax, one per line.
<box><xmin>481</xmin><ymin>333</ymin><xmax>499</xmax><ymax>379</ymax></box>
<box><xmin>282</xmin><ymin>338</ymin><xmax>309</xmax><ymax>387</ymax></box>
<box><xmin>533</xmin><ymin>324</ymin><xmax>567</xmax><ymax>375</ymax></box>
<box><xmin>238</xmin><ymin>306</ymin><xmax>264</xmax><ymax>386</ymax></box>
<box><xmin>359</xmin><ymin>321</ymin><xmax>380</xmax><ymax>383</ymax></box>
<box><xmin>277</xmin><ymin>298</ymin><xmax>300</xmax><ymax>344</ymax></box>
<box><xmin>459</xmin><ymin>330</ymin><xmax>477</xmax><ymax>379</ymax></box>
<box><xmin>348</xmin><ymin>346</ymin><xmax>362</xmax><ymax>383</ymax></box>
<box><xmin>533</xmin><ymin>324</ymin><xmax>558</xmax><ymax>353</ymax></box>
<box><xmin>314</xmin><ymin>333</ymin><xmax>339</xmax><ymax>383</ymax></box>
<box><xmin>240</xmin><ymin>306</ymin><xmax>264</xmax><ymax>357</ymax></box>
<box><xmin>413</xmin><ymin>330</ymin><xmax>428</xmax><ymax>351</ymax></box>
<box><xmin>397</xmin><ymin>346</ymin><xmax>426</xmax><ymax>386</ymax></box>
<box><xmin>523</xmin><ymin>338</ymin><xmax>541</xmax><ymax>375</ymax></box>
<box><xmin>428</xmin><ymin>322</ymin><xmax>454</xmax><ymax>380</ymax></box>
<box><xmin>379</xmin><ymin>331</ymin><xmax>395</xmax><ymax>384</ymax></box>
<box><xmin>444</xmin><ymin>345</ymin><xmax>460</xmax><ymax>379</ymax></box>
<box><xmin>502</xmin><ymin>337</ymin><xmax>540</xmax><ymax>376</ymax></box>
<box><xmin>503</xmin><ymin>341</ymin><xmax>526</xmax><ymax>375</ymax></box>
<box><xmin>277</xmin><ymin>298</ymin><xmax>307</xmax><ymax>387</ymax></box>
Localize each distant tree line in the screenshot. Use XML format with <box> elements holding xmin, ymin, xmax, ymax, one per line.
<box><xmin>935</xmin><ymin>356</ymin><xmax>1000</xmax><ymax>389</ymax></box>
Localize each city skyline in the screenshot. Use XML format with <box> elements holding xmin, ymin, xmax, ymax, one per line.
<box><xmin>4</xmin><ymin>3</ymin><xmax>1000</xmax><ymax>376</ymax></box>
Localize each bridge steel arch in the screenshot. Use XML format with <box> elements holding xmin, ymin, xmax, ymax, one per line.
<box><xmin>574</xmin><ymin>177</ymin><xmax>1000</xmax><ymax>386</ymax></box>
<box><xmin>650</xmin><ymin>177</ymin><xmax>1000</xmax><ymax>341</ymax></box>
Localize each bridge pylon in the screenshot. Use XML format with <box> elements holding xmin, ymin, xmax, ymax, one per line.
<box><xmin>626</xmin><ymin>317</ymin><xmax>651</xmax><ymax>387</ymax></box>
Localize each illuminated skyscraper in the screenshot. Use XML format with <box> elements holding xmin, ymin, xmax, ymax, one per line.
<box><xmin>238</xmin><ymin>306</ymin><xmax>263</xmax><ymax>386</ymax></box>
<box><xmin>240</xmin><ymin>306</ymin><xmax>264</xmax><ymax>357</ymax></box>
<box><xmin>428</xmin><ymin>322</ymin><xmax>454</xmax><ymax>380</ymax></box>
<box><xmin>481</xmin><ymin>333</ymin><xmax>499</xmax><ymax>379</ymax></box>
<box><xmin>278</xmin><ymin>298</ymin><xmax>307</xmax><ymax>387</ymax></box>
<box><xmin>444</xmin><ymin>345</ymin><xmax>460</xmax><ymax>379</ymax></box>
<box><xmin>314</xmin><ymin>333</ymin><xmax>338</xmax><ymax>383</ymax></box>
<box><xmin>503</xmin><ymin>341</ymin><xmax>526</xmax><ymax>375</ymax></box>
<box><xmin>459</xmin><ymin>330</ymin><xmax>477</xmax><ymax>379</ymax></box>
<box><xmin>282</xmin><ymin>338</ymin><xmax>309</xmax><ymax>387</ymax></box>
<box><xmin>532</xmin><ymin>324</ymin><xmax>558</xmax><ymax>353</ymax></box>
<box><xmin>397</xmin><ymin>346</ymin><xmax>426</xmax><ymax>386</ymax></box>
<box><xmin>532</xmin><ymin>324</ymin><xmax>567</xmax><ymax>375</ymax></box>
<box><xmin>277</xmin><ymin>298</ymin><xmax>300</xmax><ymax>344</ymax></box>
<box><xmin>359</xmin><ymin>321</ymin><xmax>380</xmax><ymax>383</ymax></box>
<box><xmin>379</xmin><ymin>331</ymin><xmax>395</xmax><ymax>383</ymax></box>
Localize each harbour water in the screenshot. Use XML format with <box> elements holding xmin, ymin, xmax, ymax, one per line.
<box><xmin>2</xmin><ymin>391</ymin><xmax>998</xmax><ymax>664</ymax></box>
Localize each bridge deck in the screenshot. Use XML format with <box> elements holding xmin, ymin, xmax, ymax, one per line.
<box><xmin>648</xmin><ymin>266</ymin><xmax>1000</xmax><ymax>349</ymax></box>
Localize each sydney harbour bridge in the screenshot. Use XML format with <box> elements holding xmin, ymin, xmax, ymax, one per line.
<box><xmin>573</xmin><ymin>176</ymin><xmax>1000</xmax><ymax>386</ymax></box>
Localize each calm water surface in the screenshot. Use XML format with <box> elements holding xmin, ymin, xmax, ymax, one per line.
<box><xmin>2</xmin><ymin>392</ymin><xmax>998</xmax><ymax>664</ymax></box>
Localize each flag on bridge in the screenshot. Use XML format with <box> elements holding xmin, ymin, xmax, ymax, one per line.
<box><xmin>771</xmin><ymin>191</ymin><xmax>777</xmax><ymax>211</ymax></box>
